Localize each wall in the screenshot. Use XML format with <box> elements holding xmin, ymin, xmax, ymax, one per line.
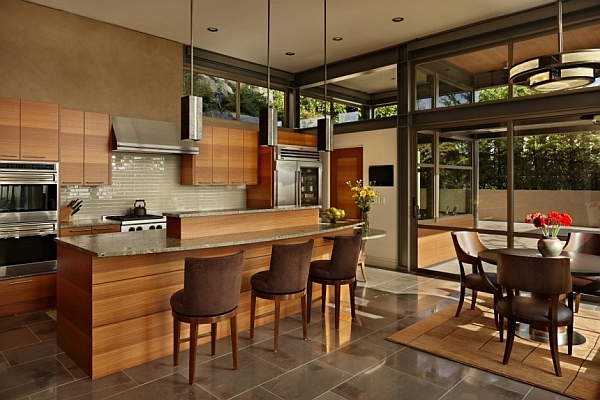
<box><xmin>330</xmin><ymin>128</ymin><xmax>398</xmax><ymax>269</ymax></box>
<box><xmin>61</xmin><ymin>153</ymin><xmax>246</xmax><ymax>218</ymax></box>
<box><xmin>0</xmin><ymin>0</ymin><xmax>182</xmax><ymax>122</ymax></box>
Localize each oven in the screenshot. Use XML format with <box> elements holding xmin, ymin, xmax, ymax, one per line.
<box><xmin>104</xmin><ymin>214</ymin><xmax>167</xmax><ymax>232</ymax></box>
<box><xmin>0</xmin><ymin>162</ymin><xmax>58</xmax><ymax>277</ymax></box>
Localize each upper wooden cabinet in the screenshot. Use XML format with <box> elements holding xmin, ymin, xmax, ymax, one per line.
<box><xmin>0</xmin><ymin>98</ymin><xmax>59</xmax><ymax>161</ymax></box>
<box><xmin>181</xmin><ymin>126</ymin><xmax>259</xmax><ymax>186</ymax></box>
<box><xmin>0</xmin><ymin>98</ymin><xmax>21</xmax><ymax>160</ymax></box>
<box><xmin>59</xmin><ymin>109</ymin><xmax>111</xmax><ymax>186</ymax></box>
<box><xmin>21</xmin><ymin>100</ymin><xmax>59</xmax><ymax>161</ymax></box>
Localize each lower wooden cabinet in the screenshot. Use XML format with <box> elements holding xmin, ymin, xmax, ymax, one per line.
<box><xmin>0</xmin><ymin>273</ymin><xmax>56</xmax><ymax>317</ymax></box>
<box><xmin>60</xmin><ymin>224</ymin><xmax>120</xmax><ymax>237</ymax></box>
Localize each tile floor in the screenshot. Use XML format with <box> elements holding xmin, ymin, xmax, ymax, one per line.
<box><xmin>1</xmin><ymin>267</ymin><xmax>595</xmax><ymax>400</ymax></box>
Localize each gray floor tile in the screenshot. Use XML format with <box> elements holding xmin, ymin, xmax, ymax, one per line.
<box><xmin>261</xmin><ymin>360</ymin><xmax>352</xmax><ymax>400</ymax></box>
<box><xmin>0</xmin><ymin>326</ymin><xmax>40</xmax><ymax>352</ymax></box>
<box><xmin>123</xmin><ymin>350</ymin><xmax>206</xmax><ymax>385</ymax></box>
<box><xmin>0</xmin><ymin>356</ymin><xmax>75</xmax><ymax>400</ymax></box>
<box><xmin>108</xmin><ymin>373</ymin><xmax>216</xmax><ymax>400</ymax></box>
<box><xmin>28</xmin><ymin>370</ymin><xmax>136</xmax><ymax>399</ymax></box>
<box><xmin>523</xmin><ymin>386</ymin><xmax>573</xmax><ymax>399</ymax></box>
<box><xmin>320</xmin><ymin>340</ymin><xmax>394</xmax><ymax>375</ymax></box>
<box><xmin>441</xmin><ymin>375</ymin><xmax>525</xmax><ymax>400</ymax></box>
<box><xmin>28</xmin><ymin>320</ymin><xmax>57</xmax><ymax>342</ymax></box>
<box><xmin>332</xmin><ymin>363</ymin><xmax>447</xmax><ymax>400</ymax></box>
<box><xmin>467</xmin><ymin>369</ymin><xmax>533</xmax><ymax>396</ymax></box>
<box><xmin>384</xmin><ymin>346</ymin><xmax>471</xmax><ymax>389</ymax></box>
<box><xmin>231</xmin><ymin>386</ymin><xmax>283</xmax><ymax>400</ymax></box>
<box><xmin>0</xmin><ymin>311</ymin><xmax>52</xmax><ymax>332</ymax></box>
<box><xmin>4</xmin><ymin>339</ymin><xmax>61</xmax><ymax>366</ymax></box>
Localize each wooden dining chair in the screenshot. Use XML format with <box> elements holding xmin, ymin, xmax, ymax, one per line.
<box><xmin>170</xmin><ymin>251</ymin><xmax>246</xmax><ymax>384</ymax></box>
<box><xmin>496</xmin><ymin>252</ymin><xmax>573</xmax><ymax>377</ymax></box>
<box><xmin>563</xmin><ymin>232</ymin><xmax>600</xmax><ymax>312</ymax></box>
<box><xmin>451</xmin><ymin>231</ymin><xmax>501</xmax><ymax>327</ymax></box>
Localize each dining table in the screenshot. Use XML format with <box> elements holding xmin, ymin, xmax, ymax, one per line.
<box><xmin>478</xmin><ymin>247</ymin><xmax>600</xmax><ymax>346</ymax></box>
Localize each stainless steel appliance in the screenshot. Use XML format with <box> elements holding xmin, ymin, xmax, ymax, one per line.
<box><xmin>104</xmin><ymin>214</ymin><xmax>167</xmax><ymax>232</ymax></box>
<box><xmin>274</xmin><ymin>146</ymin><xmax>322</xmax><ymax>207</ymax></box>
<box><xmin>0</xmin><ymin>162</ymin><xmax>59</xmax><ymax>277</ymax></box>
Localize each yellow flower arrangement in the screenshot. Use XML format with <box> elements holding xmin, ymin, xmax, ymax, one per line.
<box><xmin>347</xmin><ymin>180</ymin><xmax>377</xmax><ymax>213</ymax></box>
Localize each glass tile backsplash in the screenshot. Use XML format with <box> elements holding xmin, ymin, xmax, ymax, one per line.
<box><xmin>60</xmin><ymin>154</ymin><xmax>246</xmax><ymax>218</ymax></box>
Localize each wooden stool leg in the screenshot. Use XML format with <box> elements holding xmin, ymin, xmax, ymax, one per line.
<box><xmin>250</xmin><ymin>290</ymin><xmax>256</xmax><ymax>339</ymax></box>
<box><xmin>334</xmin><ymin>283</ymin><xmax>341</xmax><ymax>329</ymax></box>
<box><xmin>274</xmin><ymin>298</ymin><xmax>281</xmax><ymax>352</ymax></box>
<box><xmin>230</xmin><ymin>314</ymin><xmax>239</xmax><ymax>370</ymax></box>
<box><xmin>300</xmin><ymin>292</ymin><xmax>307</xmax><ymax>340</ymax></box>
<box><xmin>455</xmin><ymin>286</ymin><xmax>466</xmax><ymax>317</ymax></box>
<box><xmin>173</xmin><ymin>316</ymin><xmax>181</xmax><ymax>366</ymax></box>
<box><xmin>306</xmin><ymin>280</ymin><xmax>313</xmax><ymax>323</ymax></box>
<box><xmin>321</xmin><ymin>284</ymin><xmax>327</xmax><ymax>314</ymax></box>
<box><xmin>349</xmin><ymin>281</ymin><xmax>356</xmax><ymax>319</ymax></box>
<box><xmin>211</xmin><ymin>323</ymin><xmax>217</xmax><ymax>356</ymax></box>
<box><xmin>188</xmin><ymin>321</ymin><xmax>199</xmax><ymax>385</ymax></box>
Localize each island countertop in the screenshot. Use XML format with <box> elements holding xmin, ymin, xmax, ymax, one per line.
<box><xmin>55</xmin><ymin>221</ymin><xmax>358</xmax><ymax>258</ymax></box>
<box><xmin>162</xmin><ymin>205</ymin><xmax>321</xmax><ymax>218</ymax></box>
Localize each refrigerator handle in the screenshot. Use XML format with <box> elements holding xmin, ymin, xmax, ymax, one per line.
<box><xmin>274</xmin><ymin>170</ymin><xmax>278</xmax><ymax>206</ymax></box>
<box><xmin>296</xmin><ymin>171</ymin><xmax>301</xmax><ymax>206</ymax></box>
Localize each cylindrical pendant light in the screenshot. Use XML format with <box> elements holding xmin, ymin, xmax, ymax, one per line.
<box><xmin>317</xmin><ymin>0</ymin><xmax>333</xmax><ymax>152</ymax></box>
<box><xmin>259</xmin><ymin>0</ymin><xmax>277</xmax><ymax>147</ymax></box>
<box><xmin>181</xmin><ymin>0</ymin><xmax>203</xmax><ymax>141</ymax></box>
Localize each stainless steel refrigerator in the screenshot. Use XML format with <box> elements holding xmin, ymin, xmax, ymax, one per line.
<box><xmin>274</xmin><ymin>146</ymin><xmax>322</xmax><ymax>207</ymax></box>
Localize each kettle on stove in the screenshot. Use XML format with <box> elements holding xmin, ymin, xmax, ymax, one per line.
<box><xmin>133</xmin><ymin>199</ymin><xmax>147</xmax><ymax>216</ymax></box>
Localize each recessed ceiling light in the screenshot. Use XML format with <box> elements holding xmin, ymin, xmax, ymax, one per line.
<box><xmin>285</xmin><ymin>52</ymin><xmax>295</xmax><ymax>56</ymax></box>
<box><xmin>207</xmin><ymin>27</ymin><xmax>218</xmax><ymax>32</ymax></box>
<box><xmin>332</xmin><ymin>37</ymin><xmax>343</xmax><ymax>41</ymax></box>
<box><xmin>392</xmin><ymin>17</ymin><xmax>404</xmax><ymax>23</ymax></box>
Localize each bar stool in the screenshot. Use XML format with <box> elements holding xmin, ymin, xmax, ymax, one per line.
<box><xmin>249</xmin><ymin>239</ymin><xmax>314</xmax><ymax>352</ymax></box>
<box><xmin>170</xmin><ymin>251</ymin><xmax>245</xmax><ymax>384</ymax></box>
<box><xmin>307</xmin><ymin>233</ymin><xmax>362</xmax><ymax>329</ymax></box>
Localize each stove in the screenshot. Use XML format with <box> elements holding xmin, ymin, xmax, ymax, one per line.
<box><xmin>104</xmin><ymin>214</ymin><xmax>167</xmax><ymax>232</ymax></box>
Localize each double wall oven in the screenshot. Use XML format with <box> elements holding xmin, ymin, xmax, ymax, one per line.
<box><xmin>0</xmin><ymin>162</ymin><xmax>58</xmax><ymax>277</ymax></box>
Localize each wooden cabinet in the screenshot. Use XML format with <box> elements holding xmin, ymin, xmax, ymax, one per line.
<box><xmin>0</xmin><ymin>273</ymin><xmax>56</xmax><ymax>318</ymax></box>
<box><xmin>0</xmin><ymin>97</ymin><xmax>21</xmax><ymax>160</ymax></box>
<box><xmin>60</xmin><ymin>224</ymin><xmax>120</xmax><ymax>237</ymax></box>
<box><xmin>21</xmin><ymin>100</ymin><xmax>59</xmax><ymax>161</ymax></box>
<box><xmin>59</xmin><ymin>109</ymin><xmax>111</xmax><ymax>186</ymax></box>
<box><xmin>181</xmin><ymin>126</ymin><xmax>258</xmax><ymax>186</ymax></box>
<box><xmin>228</xmin><ymin>128</ymin><xmax>244</xmax><ymax>185</ymax></box>
<box><xmin>212</xmin><ymin>127</ymin><xmax>229</xmax><ymax>185</ymax></box>
<box><xmin>243</xmin><ymin>130</ymin><xmax>259</xmax><ymax>185</ymax></box>
<box><xmin>0</xmin><ymin>98</ymin><xmax>59</xmax><ymax>161</ymax></box>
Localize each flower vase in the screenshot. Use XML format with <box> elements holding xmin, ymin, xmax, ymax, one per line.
<box><xmin>361</xmin><ymin>211</ymin><xmax>370</xmax><ymax>231</ymax></box>
<box><xmin>537</xmin><ymin>236</ymin><xmax>564</xmax><ymax>257</ymax></box>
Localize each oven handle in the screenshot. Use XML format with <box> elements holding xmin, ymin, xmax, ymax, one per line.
<box><xmin>0</xmin><ymin>223</ymin><xmax>57</xmax><ymax>238</ymax></box>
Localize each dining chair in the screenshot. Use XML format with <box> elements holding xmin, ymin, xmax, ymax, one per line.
<box><xmin>307</xmin><ymin>233</ymin><xmax>363</xmax><ymax>329</ymax></box>
<box><xmin>170</xmin><ymin>251</ymin><xmax>245</xmax><ymax>384</ymax></box>
<box><xmin>451</xmin><ymin>231</ymin><xmax>501</xmax><ymax>327</ymax></box>
<box><xmin>249</xmin><ymin>239</ymin><xmax>314</xmax><ymax>352</ymax></box>
<box><xmin>496</xmin><ymin>252</ymin><xmax>573</xmax><ymax>377</ymax></box>
<box><xmin>563</xmin><ymin>232</ymin><xmax>600</xmax><ymax>312</ymax></box>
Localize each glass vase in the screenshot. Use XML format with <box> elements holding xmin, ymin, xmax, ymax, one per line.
<box><xmin>537</xmin><ymin>236</ymin><xmax>564</xmax><ymax>257</ymax></box>
<box><xmin>361</xmin><ymin>211</ymin><xmax>370</xmax><ymax>231</ymax></box>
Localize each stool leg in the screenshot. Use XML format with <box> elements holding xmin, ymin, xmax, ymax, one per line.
<box><xmin>349</xmin><ymin>281</ymin><xmax>356</xmax><ymax>319</ymax></box>
<box><xmin>188</xmin><ymin>321</ymin><xmax>199</xmax><ymax>385</ymax></box>
<box><xmin>211</xmin><ymin>323</ymin><xmax>217</xmax><ymax>356</ymax></box>
<box><xmin>334</xmin><ymin>283</ymin><xmax>341</xmax><ymax>329</ymax></box>
<box><xmin>307</xmin><ymin>280</ymin><xmax>313</xmax><ymax>324</ymax></box>
<box><xmin>274</xmin><ymin>298</ymin><xmax>281</xmax><ymax>352</ymax></box>
<box><xmin>300</xmin><ymin>292</ymin><xmax>307</xmax><ymax>340</ymax></box>
<box><xmin>230</xmin><ymin>314</ymin><xmax>239</xmax><ymax>370</ymax></box>
<box><xmin>321</xmin><ymin>284</ymin><xmax>327</xmax><ymax>314</ymax></box>
<box><xmin>250</xmin><ymin>290</ymin><xmax>256</xmax><ymax>339</ymax></box>
<box><xmin>173</xmin><ymin>316</ymin><xmax>181</xmax><ymax>366</ymax></box>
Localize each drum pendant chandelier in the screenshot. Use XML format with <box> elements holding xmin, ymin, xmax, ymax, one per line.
<box><xmin>509</xmin><ymin>0</ymin><xmax>600</xmax><ymax>92</ymax></box>
<box><xmin>317</xmin><ymin>0</ymin><xmax>333</xmax><ymax>152</ymax></box>
<box><xmin>181</xmin><ymin>0</ymin><xmax>202</xmax><ymax>141</ymax></box>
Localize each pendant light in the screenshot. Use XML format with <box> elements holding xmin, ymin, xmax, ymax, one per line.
<box><xmin>509</xmin><ymin>0</ymin><xmax>600</xmax><ymax>92</ymax></box>
<box><xmin>259</xmin><ymin>0</ymin><xmax>277</xmax><ymax>147</ymax></box>
<box><xmin>181</xmin><ymin>0</ymin><xmax>202</xmax><ymax>141</ymax></box>
<box><xmin>317</xmin><ymin>0</ymin><xmax>333</xmax><ymax>152</ymax></box>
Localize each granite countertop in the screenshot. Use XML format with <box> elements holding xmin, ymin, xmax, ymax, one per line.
<box><xmin>60</xmin><ymin>218</ymin><xmax>121</xmax><ymax>229</ymax></box>
<box><xmin>55</xmin><ymin>221</ymin><xmax>358</xmax><ymax>258</ymax></box>
<box><xmin>163</xmin><ymin>205</ymin><xmax>321</xmax><ymax>218</ymax></box>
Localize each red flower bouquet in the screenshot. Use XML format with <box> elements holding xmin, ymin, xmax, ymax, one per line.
<box><xmin>525</xmin><ymin>211</ymin><xmax>573</xmax><ymax>237</ymax></box>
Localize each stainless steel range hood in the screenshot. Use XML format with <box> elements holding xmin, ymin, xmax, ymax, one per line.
<box><xmin>112</xmin><ymin>116</ymin><xmax>199</xmax><ymax>155</ymax></box>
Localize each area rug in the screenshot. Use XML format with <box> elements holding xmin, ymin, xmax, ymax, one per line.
<box><xmin>386</xmin><ymin>295</ymin><xmax>600</xmax><ymax>400</ymax></box>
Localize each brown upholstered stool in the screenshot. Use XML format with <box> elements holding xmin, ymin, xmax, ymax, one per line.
<box><xmin>170</xmin><ymin>251</ymin><xmax>245</xmax><ymax>384</ymax></box>
<box><xmin>307</xmin><ymin>233</ymin><xmax>362</xmax><ymax>329</ymax></box>
<box><xmin>249</xmin><ymin>239</ymin><xmax>314</xmax><ymax>352</ymax></box>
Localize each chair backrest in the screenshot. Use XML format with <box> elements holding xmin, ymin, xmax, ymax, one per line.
<box><xmin>497</xmin><ymin>252</ymin><xmax>572</xmax><ymax>295</ymax></box>
<box><xmin>563</xmin><ymin>232</ymin><xmax>600</xmax><ymax>255</ymax></box>
<box><xmin>267</xmin><ymin>239</ymin><xmax>314</xmax><ymax>293</ymax></box>
<box><xmin>328</xmin><ymin>233</ymin><xmax>363</xmax><ymax>279</ymax></box>
<box><xmin>451</xmin><ymin>231</ymin><xmax>488</xmax><ymax>265</ymax></box>
<box><xmin>182</xmin><ymin>250</ymin><xmax>246</xmax><ymax>316</ymax></box>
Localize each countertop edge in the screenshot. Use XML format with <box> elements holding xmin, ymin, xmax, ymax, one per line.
<box><xmin>163</xmin><ymin>206</ymin><xmax>321</xmax><ymax>218</ymax></box>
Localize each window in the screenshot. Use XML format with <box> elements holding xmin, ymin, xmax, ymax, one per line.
<box><xmin>374</xmin><ymin>105</ymin><xmax>397</xmax><ymax>118</ymax></box>
<box><xmin>239</xmin><ymin>82</ymin><xmax>284</xmax><ymax>125</ymax></box>
<box><xmin>183</xmin><ymin>71</ymin><xmax>236</xmax><ymax>120</ymax></box>
<box><xmin>299</xmin><ymin>95</ymin><xmax>327</xmax><ymax>129</ymax></box>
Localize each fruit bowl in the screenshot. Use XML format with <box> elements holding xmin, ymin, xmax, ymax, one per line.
<box><xmin>324</xmin><ymin>207</ymin><xmax>345</xmax><ymax>223</ymax></box>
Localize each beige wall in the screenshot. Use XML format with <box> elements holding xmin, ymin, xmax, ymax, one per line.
<box><xmin>0</xmin><ymin>0</ymin><xmax>182</xmax><ymax>121</ymax></box>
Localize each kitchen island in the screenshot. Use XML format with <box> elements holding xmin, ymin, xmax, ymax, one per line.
<box><xmin>55</xmin><ymin>206</ymin><xmax>358</xmax><ymax>379</ymax></box>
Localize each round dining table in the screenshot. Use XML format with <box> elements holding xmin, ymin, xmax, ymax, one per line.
<box><xmin>478</xmin><ymin>247</ymin><xmax>600</xmax><ymax>345</ymax></box>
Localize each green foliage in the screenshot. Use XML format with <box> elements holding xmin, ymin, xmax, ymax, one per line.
<box><xmin>374</xmin><ymin>105</ymin><xmax>397</xmax><ymax>118</ymax></box>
